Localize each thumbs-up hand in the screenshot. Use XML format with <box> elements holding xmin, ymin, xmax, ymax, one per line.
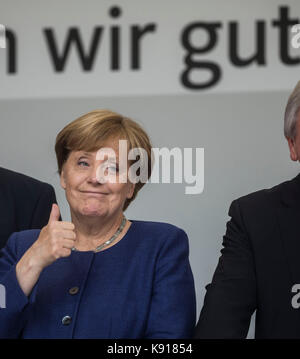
<box><xmin>48</xmin><ymin>203</ymin><xmax>61</xmax><ymax>223</ymax></box>
<box><xmin>29</xmin><ymin>204</ymin><xmax>76</xmax><ymax>270</ymax></box>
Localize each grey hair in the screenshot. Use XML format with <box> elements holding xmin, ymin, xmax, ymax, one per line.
<box><xmin>284</xmin><ymin>80</ymin><xmax>300</xmax><ymax>139</ymax></box>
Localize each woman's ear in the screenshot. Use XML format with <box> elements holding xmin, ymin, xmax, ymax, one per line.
<box><xmin>287</xmin><ymin>137</ymin><xmax>299</xmax><ymax>161</ymax></box>
<box><xmin>60</xmin><ymin>169</ymin><xmax>67</xmax><ymax>189</ymax></box>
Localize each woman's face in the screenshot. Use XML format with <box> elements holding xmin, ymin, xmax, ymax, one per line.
<box><xmin>60</xmin><ymin>139</ymin><xmax>135</xmax><ymax>219</ymax></box>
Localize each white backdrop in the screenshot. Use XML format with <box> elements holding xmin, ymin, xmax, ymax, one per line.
<box><xmin>1</xmin><ymin>0</ymin><xmax>300</xmax><ymax>98</ymax></box>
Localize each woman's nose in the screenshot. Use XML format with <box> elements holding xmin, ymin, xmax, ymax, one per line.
<box><xmin>87</xmin><ymin>174</ymin><xmax>99</xmax><ymax>184</ymax></box>
<box><xmin>87</xmin><ymin>165</ymin><xmax>103</xmax><ymax>184</ymax></box>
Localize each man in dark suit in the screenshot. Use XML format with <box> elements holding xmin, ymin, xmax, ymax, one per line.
<box><xmin>195</xmin><ymin>81</ymin><xmax>300</xmax><ymax>339</ymax></box>
<box><xmin>0</xmin><ymin>167</ymin><xmax>58</xmax><ymax>250</ymax></box>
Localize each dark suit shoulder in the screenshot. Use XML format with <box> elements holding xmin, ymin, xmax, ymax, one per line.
<box><xmin>227</xmin><ymin>175</ymin><xmax>300</xmax><ymax>245</ymax></box>
<box><xmin>0</xmin><ymin>167</ymin><xmax>53</xmax><ymax>192</ymax></box>
<box><xmin>232</xmin><ymin>175</ymin><xmax>299</xmax><ymax>212</ymax></box>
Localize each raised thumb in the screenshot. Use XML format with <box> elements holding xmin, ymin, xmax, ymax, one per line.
<box><xmin>48</xmin><ymin>203</ymin><xmax>60</xmax><ymax>223</ymax></box>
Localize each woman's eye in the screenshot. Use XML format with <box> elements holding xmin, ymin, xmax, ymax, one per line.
<box><xmin>78</xmin><ymin>161</ymin><xmax>89</xmax><ymax>167</ymax></box>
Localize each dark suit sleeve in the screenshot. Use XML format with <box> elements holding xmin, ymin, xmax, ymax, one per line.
<box><xmin>0</xmin><ymin>232</ymin><xmax>29</xmax><ymax>338</ymax></box>
<box><xmin>195</xmin><ymin>199</ymin><xmax>257</xmax><ymax>338</ymax></box>
<box><xmin>30</xmin><ymin>183</ymin><xmax>58</xmax><ymax>229</ymax></box>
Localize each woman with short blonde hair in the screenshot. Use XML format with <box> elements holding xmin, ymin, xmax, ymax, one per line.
<box><xmin>0</xmin><ymin>109</ymin><xmax>196</xmax><ymax>339</ymax></box>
